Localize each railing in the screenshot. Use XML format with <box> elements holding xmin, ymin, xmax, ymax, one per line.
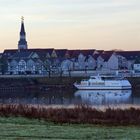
<box><xmin>0</xmin><ymin>70</ymin><xmax>140</xmax><ymax>77</ymax></box>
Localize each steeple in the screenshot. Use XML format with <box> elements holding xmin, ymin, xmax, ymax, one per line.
<box><xmin>18</xmin><ymin>17</ymin><xmax>28</xmax><ymax>50</ymax></box>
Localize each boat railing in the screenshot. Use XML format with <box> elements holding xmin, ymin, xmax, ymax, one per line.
<box><xmin>82</xmin><ymin>79</ymin><xmax>89</xmax><ymax>81</ymax></box>
<box><xmin>74</xmin><ymin>79</ymin><xmax>88</xmax><ymax>84</ymax></box>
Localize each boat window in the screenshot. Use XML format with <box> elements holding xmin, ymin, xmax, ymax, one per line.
<box><xmin>90</xmin><ymin>77</ymin><xmax>96</xmax><ymax>79</ymax></box>
<box><xmin>82</xmin><ymin>79</ymin><xmax>88</xmax><ymax>81</ymax></box>
<box><xmin>101</xmin><ymin>77</ymin><xmax>123</xmax><ymax>80</ymax></box>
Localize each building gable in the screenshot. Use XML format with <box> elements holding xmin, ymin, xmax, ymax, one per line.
<box><xmin>10</xmin><ymin>60</ymin><xmax>18</xmax><ymax>66</ymax></box>
<box><xmin>78</xmin><ymin>53</ymin><xmax>86</xmax><ymax>61</ymax></box>
<box><xmin>27</xmin><ymin>59</ymin><xmax>35</xmax><ymax>65</ymax></box>
<box><xmin>31</xmin><ymin>52</ymin><xmax>39</xmax><ymax>59</ymax></box>
<box><xmin>46</xmin><ymin>52</ymin><xmax>50</xmax><ymax>58</ymax></box>
<box><xmin>51</xmin><ymin>50</ymin><xmax>57</xmax><ymax>58</ymax></box>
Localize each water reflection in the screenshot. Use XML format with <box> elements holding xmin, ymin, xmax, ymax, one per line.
<box><xmin>0</xmin><ymin>90</ymin><xmax>76</xmax><ymax>105</ymax></box>
<box><xmin>0</xmin><ymin>89</ymin><xmax>139</xmax><ymax>106</ymax></box>
<box><xmin>75</xmin><ymin>90</ymin><xmax>132</xmax><ymax>105</ymax></box>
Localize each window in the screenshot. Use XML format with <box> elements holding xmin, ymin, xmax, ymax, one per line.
<box><xmin>18</xmin><ymin>60</ymin><xmax>26</xmax><ymax>72</ymax></box>
<box><xmin>27</xmin><ymin>60</ymin><xmax>35</xmax><ymax>71</ymax></box>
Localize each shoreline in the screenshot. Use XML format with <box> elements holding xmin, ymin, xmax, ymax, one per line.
<box><xmin>0</xmin><ymin>76</ymin><xmax>139</xmax><ymax>89</ymax></box>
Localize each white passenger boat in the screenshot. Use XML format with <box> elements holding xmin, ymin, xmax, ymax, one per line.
<box><xmin>74</xmin><ymin>75</ymin><xmax>131</xmax><ymax>90</ymax></box>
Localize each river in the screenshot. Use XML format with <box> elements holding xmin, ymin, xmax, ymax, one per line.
<box><xmin>0</xmin><ymin>88</ymin><xmax>140</xmax><ymax>107</ymax></box>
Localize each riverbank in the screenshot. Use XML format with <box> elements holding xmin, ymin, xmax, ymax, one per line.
<box><xmin>0</xmin><ymin>76</ymin><xmax>139</xmax><ymax>90</ymax></box>
<box><xmin>1</xmin><ymin>104</ymin><xmax>140</xmax><ymax>125</ymax></box>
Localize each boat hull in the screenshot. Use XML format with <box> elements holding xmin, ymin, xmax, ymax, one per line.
<box><xmin>74</xmin><ymin>84</ymin><xmax>131</xmax><ymax>90</ymax></box>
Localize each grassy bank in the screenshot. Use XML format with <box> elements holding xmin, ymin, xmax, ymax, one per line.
<box><xmin>0</xmin><ymin>77</ymin><xmax>83</xmax><ymax>89</ymax></box>
<box><xmin>36</xmin><ymin>76</ymin><xmax>83</xmax><ymax>85</ymax></box>
<box><xmin>1</xmin><ymin>104</ymin><xmax>140</xmax><ymax>125</ymax></box>
<box><xmin>0</xmin><ymin>117</ymin><xmax>140</xmax><ymax>140</ymax></box>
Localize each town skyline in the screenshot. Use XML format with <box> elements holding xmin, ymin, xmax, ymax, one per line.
<box><xmin>0</xmin><ymin>0</ymin><xmax>140</xmax><ymax>52</ymax></box>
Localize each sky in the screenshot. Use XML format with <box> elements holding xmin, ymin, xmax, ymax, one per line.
<box><xmin>0</xmin><ymin>0</ymin><xmax>140</xmax><ymax>52</ymax></box>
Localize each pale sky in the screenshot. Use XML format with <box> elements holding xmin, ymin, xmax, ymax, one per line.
<box><xmin>0</xmin><ymin>0</ymin><xmax>140</xmax><ymax>52</ymax></box>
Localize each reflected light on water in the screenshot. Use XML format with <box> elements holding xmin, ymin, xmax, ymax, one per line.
<box><xmin>0</xmin><ymin>89</ymin><xmax>139</xmax><ymax>107</ymax></box>
<box><xmin>74</xmin><ymin>90</ymin><xmax>132</xmax><ymax>106</ymax></box>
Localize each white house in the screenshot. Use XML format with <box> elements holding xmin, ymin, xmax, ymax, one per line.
<box><xmin>102</xmin><ymin>53</ymin><xmax>119</xmax><ymax>70</ymax></box>
<box><xmin>134</xmin><ymin>64</ymin><xmax>140</xmax><ymax>71</ymax></box>
<box><xmin>77</xmin><ymin>53</ymin><xmax>86</xmax><ymax>70</ymax></box>
<box><xmin>86</xmin><ymin>55</ymin><xmax>96</xmax><ymax>70</ymax></box>
<box><xmin>97</xmin><ymin>55</ymin><xmax>105</xmax><ymax>69</ymax></box>
<box><xmin>61</xmin><ymin>59</ymin><xmax>73</xmax><ymax>72</ymax></box>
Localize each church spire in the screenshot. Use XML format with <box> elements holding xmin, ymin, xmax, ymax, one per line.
<box><xmin>20</xmin><ymin>16</ymin><xmax>25</xmax><ymax>35</ymax></box>
<box><xmin>18</xmin><ymin>16</ymin><xmax>28</xmax><ymax>50</ymax></box>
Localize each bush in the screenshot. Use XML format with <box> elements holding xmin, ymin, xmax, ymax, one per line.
<box><xmin>0</xmin><ymin>104</ymin><xmax>140</xmax><ymax>125</ymax></box>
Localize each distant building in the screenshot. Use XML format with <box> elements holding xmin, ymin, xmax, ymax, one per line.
<box><xmin>1</xmin><ymin>18</ymin><xmax>140</xmax><ymax>75</ymax></box>
<box><xmin>134</xmin><ymin>59</ymin><xmax>140</xmax><ymax>72</ymax></box>
<box><xmin>116</xmin><ymin>51</ymin><xmax>140</xmax><ymax>70</ymax></box>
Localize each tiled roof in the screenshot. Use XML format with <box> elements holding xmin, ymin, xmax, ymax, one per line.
<box><xmin>80</xmin><ymin>49</ymin><xmax>95</xmax><ymax>56</ymax></box>
<box><xmin>93</xmin><ymin>50</ymin><xmax>104</xmax><ymax>60</ymax></box>
<box><xmin>29</xmin><ymin>49</ymin><xmax>54</xmax><ymax>59</ymax></box>
<box><xmin>3</xmin><ymin>49</ymin><xmax>18</xmax><ymax>57</ymax></box>
<box><xmin>93</xmin><ymin>54</ymin><xmax>100</xmax><ymax>60</ymax></box>
<box><xmin>100</xmin><ymin>51</ymin><xmax>114</xmax><ymax>61</ymax></box>
<box><xmin>116</xmin><ymin>51</ymin><xmax>140</xmax><ymax>60</ymax></box>
<box><xmin>28</xmin><ymin>48</ymin><xmax>54</xmax><ymax>54</ymax></box>
<box><xmin>4</xmin><ymin>48</ymin><xmax>140</xmax><ymax>63</ymax></box>
<box><xmin>55</xmin><ymin>49</ymin><xmax>67</xmax><ymax>58</ymax></box>
<box><xmin>71</xmin><ymin>50</ymin><xmax>81</xmax><ymax>58</ymax></box>
<box><xmin>65</xmin><ymin>50</ymin><xmax>75</xmax><ymax>58</ymax></box>
<box><xmin>11</xmin><ymin>50</ymin><xmax>32</xmax><ymax>59</ymax></box>
<box><xmin>65</xmin><ymin>49</ymin><xmax>95</xmax><ymax>58</ymax></box>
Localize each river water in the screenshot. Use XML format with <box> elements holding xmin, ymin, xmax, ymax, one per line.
<box><xmin>0</xmin><ymin>88</ymin><xmax>140</xmax><ymax>107</ymax></box>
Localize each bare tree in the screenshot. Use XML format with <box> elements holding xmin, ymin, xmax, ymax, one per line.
<box><xmin>0</xmin><ymin>57</ymin><xmax>8</xmax><ymax>75</ymax></box>
<box><xmin>43</xmin><ymin>60</ymin><xmax>51</xmax><ymax>78</ymax></box>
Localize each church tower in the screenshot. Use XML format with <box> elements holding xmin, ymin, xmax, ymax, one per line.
<box><xmin>18</xmin><ymin>17</ymin><xmax>28</xmax><ymax>50</ymax></box>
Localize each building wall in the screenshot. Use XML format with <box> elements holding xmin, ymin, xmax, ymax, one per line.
<box><xmin>8</xmin><ymin>59</ymin><xmax>46</xmax><ymax>74</ymax></box>
<box><xmin>97</xmin><ymin>56</ymin><xmax>104</xmax><ymax>69</ymax></box>
<box><xmin>134</xmin><ymin>64</ymin><xmax>140</xmax><ymax>71</ymax></box>
<box><xmin>117</xmin><ymin>55</ymin><xmax>128</xmax><ymax>69</ymax></box>
<box><xmin>61</xmin><ymin>59</ymin><xmax>73</xmax><ymax>71</ymax></box>
<box><xmin>107</xmin><ymin>54</ymin><xmax>119</xmax><ymax>70</ymax></box>
<box><xmin>77</xmin><ymin>53</ymin><xmax>86</xmax><ymax>70</ymax></box>
<box><xmin>86</xmin><ymin>55</ymin><xmax>96</xmax><ymax>69</ymax></box>
<box><xmin>4</xmin><ymin>49</ymin><xmax>140</xmax><ymax>75</ymax></box>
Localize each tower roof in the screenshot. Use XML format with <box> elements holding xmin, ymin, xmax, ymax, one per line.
<box><xmin>20</xmin><ymin>17</ymin><xmax>25</xmax><ymax>35</ymax></box>
<box><xmin>18</xmin><ymin>17</ymin><xmax>28</xmax><ymax>50</ymax></box>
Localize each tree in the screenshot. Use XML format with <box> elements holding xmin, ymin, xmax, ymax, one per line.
<box><xmin>59</xmin><ymin>67</ymin><xmax>63</xmax><ymax>78</ymax></box>
<box><xmin>0</xmin><ymin>57</ymin><xmax>8</xmax><ymax>74</ymax></box>
<box><xmin>68</xmin><ymin>64</ymin><xmax>72</xmax><ymax>77</ymax></box>
<box><xmin>43</xmin><ymin>60</ymin><xmax>51</xmax><ymax>78</ymax></box>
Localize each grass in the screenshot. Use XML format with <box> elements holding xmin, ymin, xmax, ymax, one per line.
<box><xmin>0</xmin><ymin>117</ymin><xmax>140</xmax><ymax>140</ymax></box>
